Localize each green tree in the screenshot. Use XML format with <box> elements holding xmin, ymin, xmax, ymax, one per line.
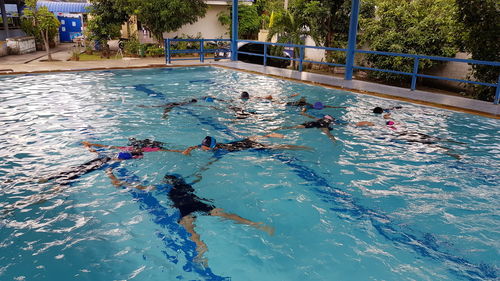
<box><xmin>22</xmin><ymin>0</ymin><xmax>60</xmax><ymax>61</ymax></box>
<box><xmin>87</xmin><ymin>0</ymin><xmax>130</xmax><ymax>57</ymax></box>
<box><xmin>456</xmin><ymin>0</ymin><xmax>499</xmax><ymax>101</ymax></box>
<box><xmin>289</xmin><ymin>0</ymin><xmax>374</xmax><ymax>65</ymax></box>
<box><xmin>218</xmin><ymin>4</ymin><xmax>261</xmax><ymax>39</ymax></box>
<box><xmin>360</xmin><ymin>0</ymin><xmax>461</xmax><ymax>84</ymax></box>
<box><xmin>133</xmin><ymin>0</ymin><xmax>207</xmax><ymax>45</ymax></box>
<box><xmin>267</xmin><ymin>6</ymin><xmax>308</xmax><ymax>69</ymax></box>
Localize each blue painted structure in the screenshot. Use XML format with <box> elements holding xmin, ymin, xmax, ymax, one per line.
<box><xmin>37</xmin><ymin>1</ymin><xmax>90</xmax><ymax>43</ymax></box>
<box><xmin>57</xmin><ymin>16</ymin><xmax>82</xmax><ymax>43</ymax></box>
<box><xmin>344</xmin><ymin>0</ymin><xmax>360</xmax><ymax>81</ymax></box>
<box><xmin>164</xmin><ymin>38</ymin><xmax>231</xmax><ymax>65</ymax></box>
<box><xmin>231</xmin><ymin>0</ymin><xmax>238</xmax><ymax>61</ymax></box>
<box><xmin>166</xmin><ymin>0</ymin><xmax>500</xmax><ymax>105</ymax></box>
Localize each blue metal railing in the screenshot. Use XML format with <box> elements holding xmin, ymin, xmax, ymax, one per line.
<box><xmin>165</xmin><ymin>38</ymin><xmax>500</xmax><ymax>104</ymax></box>
<box><xmin>164</xmin><ymin>38</ymin><xmax>231</xmax><ymax>64</ymax></box>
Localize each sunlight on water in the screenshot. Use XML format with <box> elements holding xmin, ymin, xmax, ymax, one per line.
<box><xmin>0</xmin><ymin>67</ymin><xmax>499</xmax><ymax>281</ymax></box>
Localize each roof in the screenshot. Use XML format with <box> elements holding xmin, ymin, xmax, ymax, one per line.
<box><xmin>35</xmin><ymin>0</ymin><xmax>252</xmax><ymax>14</ymax></box>
<box><xmin>36</xmin><ymin>1</ymin><xmax>91</xmax><ymax>14</ymax></box>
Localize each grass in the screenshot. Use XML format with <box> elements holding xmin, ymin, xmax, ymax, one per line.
<box><xmin>76</xmin><ymin>53</ymin><xmax>122</xmax><ymax>61</ymax></box>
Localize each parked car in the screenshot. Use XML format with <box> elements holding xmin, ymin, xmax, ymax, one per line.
<box><xmin>215</xmin><ymin>42</ymin><xmax>291</xmax><ymax>68</ymax></box>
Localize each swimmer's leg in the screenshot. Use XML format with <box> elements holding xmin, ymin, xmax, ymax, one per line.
<box><xmin>179</xmin><ymin>215</ymin><xmax>208</xmax><ymax>264</ymax></box>
<box><xmin>436</xmin><ymin>145</ymin><xmax>461</xmax><ymax>160</ymax></box>
<box><xmin>250</xmin><ymin>132</ymin><xmax>287</xmax><ymax>140</ymax></box>
<box><xmin>210</xmin><ymin>208</ymin><xmax>274</xmax><ymax>236</ymax></box>
<box><xmin>321</xmin><ymin>128</ymin><xmax>336</xmax><ymax>142</ymax></box>
<box><xmin>268</xmin><ymin>144</ymin><xmax>313</xmax><ymax>151</ymax></box>
<box><xmin>271</xmin><ymin>125</ymin><xmax>305</xmax><ymax>131</ymax></box>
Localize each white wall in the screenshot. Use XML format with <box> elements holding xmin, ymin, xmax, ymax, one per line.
<box><xmin>163</xmin><ymin>5</ymin><xmax>228</xmax><ymax>39</ymax></box>
<box><xmin>304</xmin><ymin>36</ymin><xmax>325</xmax><ymax>62</ymax></box>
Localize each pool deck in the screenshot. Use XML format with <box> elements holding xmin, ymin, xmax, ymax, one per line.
<box><xmin>1</xmin><ymin>48</ymin><xmax>498</xmax><ymax>117</ymax></box>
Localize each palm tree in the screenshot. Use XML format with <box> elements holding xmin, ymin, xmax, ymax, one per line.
<box><xmin>266</xmin><ymin>9</ymin><xmax>308</xmax><ymax>69</ymax></box>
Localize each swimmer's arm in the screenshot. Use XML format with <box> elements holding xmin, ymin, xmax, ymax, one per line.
<box><xmin>105</xmin><ymin>169</ymin><xmax>151</xmax><ymax>190</ymax></box>
<box><xmin>353</xmin><ymin>121</ymin><xmax>375</xmax><ymax>127</ymax></box>
<box><xmin>182</xmin><ymin>146</ymin><xmax>198</xmax><ymax>155</ymax></box>
<box><xmin>249</xmin><ymin>132</ymin><xmax>285</xmax><ymax>141</ymax></box>
<box><xmin>137</xmin><ymin>104</ymin><xmax>166</xmax><ymax>108</ymax></box>
<box><xmin>300</xmin><ymin>108</ymin><xmax>317</xmax><ymax>120</ymax></box>
<box><xmin>82</xmin><ymin>141</ymin><xmax>121</xmax><ymax>150</ymax></box>
<box><xmin>158</xmin><ymin>148</ymin><xmax>184</xmax><ymax>153</ymax></box>
<box><xmin>324</xmin><ymin>105</ymin><xmax>347</xmax><ymax>109</ymax></box>
<box><xmin>321</xmin><ymin>128</ymin><xmax>336</xmax><ymax>142</ymax></box>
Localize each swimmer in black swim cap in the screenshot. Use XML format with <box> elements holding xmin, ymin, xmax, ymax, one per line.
<box><xmin>272</xmin><ymin>108</ymin><xmax>374</xmax><ymax>142</ymax></box>
<box><xmin>240</xmin><ymin>91</ymin><xmax>250</xmax><ymax>100</ymax></box>
<box><xmin>105</xmin><ymin>171</ymin><xmax>275</xmax><ymax>264</ymax></box>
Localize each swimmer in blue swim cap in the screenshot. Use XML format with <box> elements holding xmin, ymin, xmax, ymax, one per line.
<box><xmin>182</xmin><ymin>133</ymin><xmax>311</xmax><ymax>155</ymax></box>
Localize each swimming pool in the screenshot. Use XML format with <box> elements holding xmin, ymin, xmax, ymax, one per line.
<box><xmin>0</xmin><ymin>66</ymin><xmax>498</xmax><ymax>281</ymax></box>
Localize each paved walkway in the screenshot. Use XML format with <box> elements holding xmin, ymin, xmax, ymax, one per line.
<box><xmin>0</xmin><ymin>46</ymin><xmax>498</xmax><ymax>117</ymax></box>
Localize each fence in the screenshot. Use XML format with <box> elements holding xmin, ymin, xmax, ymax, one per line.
<box><xmin>165</xmin><ymin>39</ymin><xmax>500</xmax><ymax>104</ymax></box>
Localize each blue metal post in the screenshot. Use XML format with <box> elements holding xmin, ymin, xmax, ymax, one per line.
<box><xmin>344</xmin><ymin>0</ymin><xmax>361</xmax><ymax>80</ymax></box>
<box><xmin>263</xmin><ymin>44</ymin><xmax>268</xmax><ymax>66</ymax></box>
<box><xmin>231</xmin><ymin>0</ymin><xmax>238</xmax><ymax>61</ymax></box>
<box><xmin>299</xmin><ymin>47</ymin><xmax>304</xmax><ymax>72</ymax></box>
<box><xmin>166</xmin><ymin>38</ymin><xmax>171</xmax><ymax>64</ymax></box>
<box><xmin>495</xmin><ymin>74</ymin><xmax>500</xmax><ymax>104</ymax></box>
<box><xmin>411</xmin><ymin>58</ymin><xmax>420</xmax><ymax>91</ymax></box>
<box><xmin>200</xmin><ymin>39</ymin><xmax>205</xmax><ymax>63</ymax></box>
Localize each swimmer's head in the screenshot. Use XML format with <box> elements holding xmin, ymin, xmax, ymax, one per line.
<box><xmin>313</xmin><ymin>102</ymin><xmax>324</xmax><ymax>110</ymax></box>
<box><xmin>163</xmin><ymin>174</ymin><xmax>185</xmax><ymax>185</ymax></box>
<box><xmin>240</xmin><ymin>91</ymin><xmax>250</xmax><ymax>100</ymax></box>
<box><xmin>373</xmin><ymin>107</ymin><xmax>384</xmax><ymax>114</ymax></box>
<box><xmin>201</xmin><ymin>136</ymin><xmax>217</xmax><ymax>149</ymax></box>
<box><xmin>205</xmin><ymin>97</ymin><xmax>214</xmax><ymax>102</ymax></box>
<box><xmin>191</xmin><ymin>98</ymin><xmax>198</xmax><ymax>103</ymax></box>
<box><xmin>323</xmin><ymin>115</ymin><xmax>335</xmax><ymax>122</ymax></box>
<box><xmin>386</xmin><ymin>120</ymin><xmax>395</xmax><ymax>126</ymax></box>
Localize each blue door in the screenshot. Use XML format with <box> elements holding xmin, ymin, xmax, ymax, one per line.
<box><xmin>58</xmin><ymin>16</ymin><xmax>82</xmax><ymax>43</ymax></box>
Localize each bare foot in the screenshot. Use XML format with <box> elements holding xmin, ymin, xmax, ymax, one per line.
<box><xmin>259</xmin><ymin>225</ymin><xmax>275</xmax><ymax>236</ymax></box>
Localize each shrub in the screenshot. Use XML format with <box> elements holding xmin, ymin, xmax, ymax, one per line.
<box><xmin>146</xmin><ymin>45</ymin><xmax>164</xmax><ymax>57</ymax></box>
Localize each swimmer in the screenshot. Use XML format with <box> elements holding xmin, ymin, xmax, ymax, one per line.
<box><xmin>81</xmin><ymin>138</ymin><xmax>182</xmax><ymax>154</ymax></box>
<box><xmin>378</xmin><ymin>122</ymin><xmax>463</xmax><ymax>159</ymax></box>
<box><xmin>106</xmin><ymin>171</ymin><xmax>274</xmax><ymax>263</ymax></box>
<box><xmin>272</xmin><ymin>108</ymin><xmax>374</xmax><ymax>142</ymax></box>
<box><xmin>182</xmin><ymin>133</ymin><xmax>311</xmax><ymax>155</ymax></box>
<box><xmin>138</xmin><ymin>98</ymin><xmax>199</xmax><ymax>118</ymax></box>
<box><xmin>285</xmin><ymin>97</ymin><xmax>346</xmax><ymax>110</ymax></box>
<box><xmin>373</xmin><ymin>106</ymin><xmax>402</xmax><ymax>119</ymax></box>
<box><xmin>37</xmin><ymin>141</ymin><xmax>148</xmax><ymax>186</ymax></box>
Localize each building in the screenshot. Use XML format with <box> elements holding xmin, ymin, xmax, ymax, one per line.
<box><xmin>120</xmin><ymin>0</ymin><xmax>254</xmax><ymax>44</ymax></box>
<box><xmin>37</xmin><ymin>1</ymin><xmax>91</xmax><ymax>43</ymax></box>
<box><xmin>0</xmin><ymin>0</ymin><xmax>24</xmax><ymax>41</ymax></box>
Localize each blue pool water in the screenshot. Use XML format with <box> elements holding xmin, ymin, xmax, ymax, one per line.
<box><xmin>0</xmin><ymin>66</ymin><xmax>498</xmax><ymax>281</ymax></box>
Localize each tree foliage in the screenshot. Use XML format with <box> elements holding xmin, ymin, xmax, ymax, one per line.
<box><xmin>267</xmin><ymin>5</ymin><xmax>309</xmax><ymax>69</ymax></box>
<box><xmin>360</xmin><ymin>0</ymin><xmax>461</xmax><ymax>84</ymax></box>
<box><xmin>87</xmin><ymin>0</ymin><xmax>207</xmax><ymax>46</ymax></box>
<box><xmin>22</xmin><ymin>0</ymin><xmax>60</xmax><ymax>61</ymax></box>
<box><xmin>218</xmin><ymin>4</ymin><xmax>261</xmax><ymax>39</ymax></box>
<box><xmin>133</xmin><ymin>0</ymin><xmax>207</xmax><ymax>44</ymax></box>
<box><xmin>286</xmin><ymin>0</ymin><xmax>374</xmax><ymax>64</ymax></box>
<box><xmin>455</xmin><ymin>0</ymin><xmax>499</xmax><ymax>101</ymax></box>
